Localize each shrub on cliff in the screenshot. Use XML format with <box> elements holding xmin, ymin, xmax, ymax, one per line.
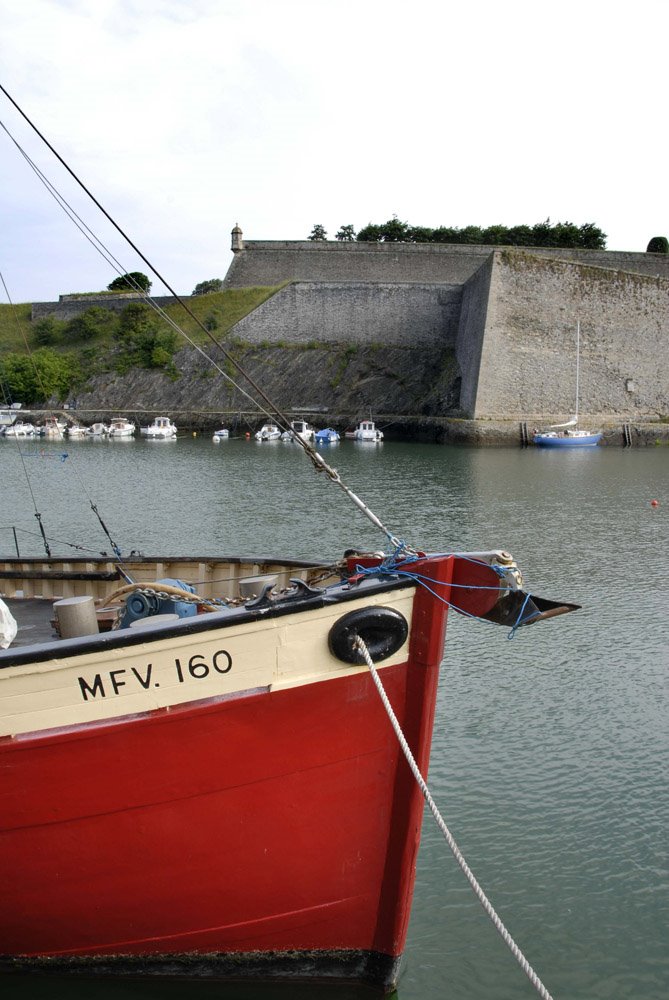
<box><xmin>192</xmin><ymin>279</ymin><xmax>224</xmax><ymax>295</ymax></box>
<box><xmin>33</xmin><ymin>317</ymin><xmax>66</xmax><ymax>346</ymax></box>
<box><xmin>113</xmin><ymin>303</ymin><xmax>177</xmax><ymax>375</ymax></box>
<box><xmin>0</xmin><ymin>348</ymin><xmax>81</xmax><ymax>403</ymax></box>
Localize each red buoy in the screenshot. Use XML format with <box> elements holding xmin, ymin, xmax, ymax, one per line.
<box><xmin>651</xmin><ymin>499</ymin><xmax>659</xmax><ymax>507</ymax></box>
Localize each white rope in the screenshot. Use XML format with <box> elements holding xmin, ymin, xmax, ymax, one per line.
<box><xmin>353</xmin><ymin>636</ymin><xmax>555</xmax><ymax>1000</ymax></box>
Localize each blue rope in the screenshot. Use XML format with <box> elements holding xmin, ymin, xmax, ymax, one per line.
<box><xmin>353</xmin><ymin>554</ymin><xmax>536</xmax><ymax>640</ymax></box>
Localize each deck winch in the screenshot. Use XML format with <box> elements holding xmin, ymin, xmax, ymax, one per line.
<box><xmin>120</xmin><ymin>578</ymin><xmax>198</xmax><ymax>628</ymax></box>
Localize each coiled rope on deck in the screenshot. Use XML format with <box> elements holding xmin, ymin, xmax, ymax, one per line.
<box><xmin>353</xmin><ymin>634</ymin><xmax>555</xmax><ymax>1000</ymax></box>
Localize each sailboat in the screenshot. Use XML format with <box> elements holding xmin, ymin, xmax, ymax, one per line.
<box><xmin>533</xmin><ymin>321</ymin><xmax>603</xmax><ymax>448</ymax></box>
<box><xmin>0</xmin><ymin>86</ymin><xmax>578</xmax><ymax>993</ymax></box>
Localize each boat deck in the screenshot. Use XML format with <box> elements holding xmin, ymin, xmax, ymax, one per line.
<box><xmin>3</xmin><ymin>599</ymin><xmax>57</xmax><ymax>648</ymax></box>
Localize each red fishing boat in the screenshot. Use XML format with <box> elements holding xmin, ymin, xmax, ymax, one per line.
<box><xmin>0</xmin><ymin>550</ymin><xmax>574</xmax><ymax>991</ymax></box>
<box><xmin>0</xmin><ymin>85</ymin><xmax>576</xmax><ymax>992</ymax></box>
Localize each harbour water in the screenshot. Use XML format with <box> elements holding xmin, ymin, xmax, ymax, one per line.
<box><xmin>2</xmin><ymin>435</ymin><xmax>668</xmax><ymax>1000</ymax></box>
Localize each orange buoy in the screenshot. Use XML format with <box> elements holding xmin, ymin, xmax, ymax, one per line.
<box><xmin>245</xmin><ymin>432</ymin><xmax>250</xmax><ymax>439</ymax></box>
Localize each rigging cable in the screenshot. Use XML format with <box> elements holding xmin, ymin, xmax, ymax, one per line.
<box><xmin>0</xmin><ymin>83</ymin><xmax>412</xmax><ymax>554</ymax></box>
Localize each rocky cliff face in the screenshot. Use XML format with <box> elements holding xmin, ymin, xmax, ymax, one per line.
<box><xmin>68</xmin><ymin>341</ymin><xmax>461</xmax><ymax>430</ymax></box>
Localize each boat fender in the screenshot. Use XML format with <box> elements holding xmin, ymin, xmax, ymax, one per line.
<box><xmin>328</xmin><ymin>607</ymin><xmax>408</xmax><ymax>665</ymax></box>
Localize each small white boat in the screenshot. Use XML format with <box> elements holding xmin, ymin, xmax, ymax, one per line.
<box><xmin>108</xmin><ymin>417</ymin><xmax>136</xmax><ymax>438</ymax></box>
<box><xmin>212</xmin><ymin>429</ymin><xmax>229</xmax><ymax>443</ymax></box>
<box><xmin>41</xmin><ymin>417</ymin><xmax>67</xmax><ymax>439</ymax></box>
<box><xmin>86</xmin><ymin>422</ymin><xmax>109</xmax><ymax>437</ymax></box>
<box><xmin>315</xmin><ymin>427</ymin><xmax>340</xmax><ymax>443</ymax></box>
<box><xmin>354</xmin><ymin>420</ymin><xmax>383</xmax><ymax>442</ymax></box>
<box><xmin>255</xmin><ymin>422</ymin><xmax>281</xmax><ymax>441</ymax></box>
<box><xmin>144</xmin><ymin>417</ymin><xmax>177</xmax><ymax>439</ymax></box>
<box><xmin>3</xmin><ymin>421</ymin><xmax>36</xmax><ymax>438</ymax></box>
<box><xmin>67</xmin><ymin>423</ymin><xmax>88</xmax><ymax>438</ymax></box>
<box><xmin>281</xmin><ymin>420</ymin><xmax>315</xmax><ymax>442</ymax></box>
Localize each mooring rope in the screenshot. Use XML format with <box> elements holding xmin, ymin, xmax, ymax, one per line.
<box><xmin>353</xmin><ymin>634</ymin><xmax>555</xmax><ymax>1000</ymax></box>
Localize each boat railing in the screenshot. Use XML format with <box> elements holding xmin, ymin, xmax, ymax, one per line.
<box><xmin>0</xmin><ymin>555</ymin><xmax>335</xmax><ymax>603</ymax></box>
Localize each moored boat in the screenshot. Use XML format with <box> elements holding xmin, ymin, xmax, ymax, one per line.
<box><xmin>143</xmin><ymin>416</ymin><xmax>177</xmax><ymax>439</ymax></box>
<box><xmin>2</xmin><ymin>420</ymin><xmax>36</xmax><ymax>438</ymax></box>
<box><xmin>86</xmin><ymin>421</ymin><xmax>109</xmax><ymax>437</ymax></box>
<box><xmin>66</xmin><ymin>422</ymin><xmax>88</xmax><ymax>438</ymax></box>
<box><xmin>315</xmin><ymin>427</ymin><xmax>340</xmax><ymax>443</ymax></box>
<box><xmin>0</xmin><ymin>550</ymin><xmax>576</xmax><ymax>990</ymax></box>
<box><xmin>533</xmin><ymin>322</ymin><xmax>602</xmax><ymax>448</ymax></box>
<box><xmin>354</xmin><ymin>419</ymin><xmax>383</xmax><ymax>442</ymax></box>
<box><xmin>255</xmin><ymin>421</ymin><xmax>281</xmax><ymax>441</ymax></box>
<box><xmin>40</xmin><ymin>416</ymin><xmax>67</xmax><ymax>439</ymax></box>
<box><xmin>108</xmin><ymin>417</ymin><xmax>136</xmax><ymax>438</ymax></box>
<box><xmin>281</xmin><ymin>418</ymin><xmax>315</xmax><ymax>442</ymax></box>
<box><xmin>0</xmin><ymin>85</ymin><xmax>577</xmax><ymax>994</ymax></box>
<box><xmin>533</xmin><ymin>428</ymin><xmax>602</xmax><ymax>447</ymax></box>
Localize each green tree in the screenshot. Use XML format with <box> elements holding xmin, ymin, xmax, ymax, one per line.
<box><xmin>308</xmin><ymin>224</ymin><xmax>327</xmax><ymax>241</ymax></box>
<box><xmin>114</xmin><ymin>303</ymin><xmax>176</xmax><ymax>373</ymax></box>
<box><xmin>335</xmin><ymin>224</ymin><xmax>356</xmax><ymax>241</ymax></box>
<box><xmin>406</xmin><ymin>226</ymin><xmax>434</xmax><ymax>243</ymax></box>
<box><xmin>107</xmin><ymin>271</ymin><xmax>152</xmax><ymax>293</ymax></box>
<box><xmin>646</xmin><ymin>236</ymin><xmax>669</xmax><ymax>253</ymax></box>
<box><xmin>33</xmin><ymin>317</ymin><xmax>65</xmax><ymax>346</ymax></box>
<box><xmin>356</xmin><ymin>222</ymin><xmax>383</xmax><ymax>242</ymax></box>
<box><xmin>357</xmin><ymin>217</ymin><xmax>409</xmax><ymax>242</ymax></box>
<box><xmin>65</xmin><ymin>306</ymin><xmax>119</xmax><ymax>342</ymax></box>
<box><xmin>0</xmin><ymin>349</ymin><xmax>81</xmax><ymax>403</ymax></box>
<box><xmin>192</xmin><ymin>278</ymin><xmax>224</xmax><ymax>295</ymax></box>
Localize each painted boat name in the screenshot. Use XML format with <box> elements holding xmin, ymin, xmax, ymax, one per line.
<box><xmin>77</xmin><ymin>649</ymin><xmax>233</xmax><ymax>700</ymax></box>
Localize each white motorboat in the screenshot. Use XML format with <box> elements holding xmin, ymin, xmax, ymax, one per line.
<box><xmin>354</xmin><ymin>420</ymin><xmax>383</xmax><ymax>442</ymax></box>
<box><xmin>144</xmin><ymin>417</ymin><xmax>177</xmax><ymax>439</ymax></box>
<box><xmin>281</xmin><ymin>419</ymin><xmax>315</xmax><ymax>442</ymax></box>
<box><xmin>212</xmin><ymin>428</ymin><xmax>229</xmax><ymax>442</ymax></box>
<box><xmin>66</xmin><ymin>423</ymin><xmax>88</xmax><ymax>438</ymax></box>
<box><xmin>86</xmin><ymin>422</ymin><xmax>109</xmax><ymax>437</ymax></box>
<box><xmin>108</xmin><ymin>417</ymin><xmax>136</xmax><ymax>438</ymax></box>
<box><xmin>41</xmin><ymin>417</ymin><xmax>67</xmax><ymax>439</ymax></box>
<box><xmin>3</xmin><ymin>421</ymin><xmax>36</xmax><ymax>438</ymax></box>
<box><xmin>255</xmin><ymin>422</ymin><xmax>281</xmax><ymax>441</ymax></box>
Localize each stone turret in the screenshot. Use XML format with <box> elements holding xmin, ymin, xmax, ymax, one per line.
<box><xmin>231</xmin><ymin>223</ymin><xmax>243</xmax><ymax>253</ymax></box>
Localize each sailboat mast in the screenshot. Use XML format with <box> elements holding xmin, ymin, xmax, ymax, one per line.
<box><xmin>574</xmin><ymin>320</ymin><xmax>580</xmax><ymax>423</ymax></box>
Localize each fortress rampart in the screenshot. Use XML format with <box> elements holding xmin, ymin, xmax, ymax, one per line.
<box><xmin>29</xmin><ymin>235</ymin><xmax>669</xmax><ymax>424</ymax></box>
<box><xmin>222</xmin><ymin>235</ymin><xmax>669</xmax><ymax>421</ymax></box>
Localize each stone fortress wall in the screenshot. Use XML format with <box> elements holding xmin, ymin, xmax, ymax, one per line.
<box><xmin>223</xmin><ymin>233</ymin><xmax>669</xmax><ymax>420</ymax></box>
<box><xmin>30</xmin><ymin>232</ymin><xmax>669</xmax><ymax>422</ymax></box>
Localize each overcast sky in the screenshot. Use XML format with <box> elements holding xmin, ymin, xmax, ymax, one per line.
<box><xmin>0</xmin><ymin>0</ymin><xmax>666</xmax><ymax>303</ymax></box>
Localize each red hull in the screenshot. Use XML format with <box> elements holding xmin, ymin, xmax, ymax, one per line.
<box><xmin>0</xmin><ymin>556</ymin><xmax>456</xmax><ymax>990</ymax></box>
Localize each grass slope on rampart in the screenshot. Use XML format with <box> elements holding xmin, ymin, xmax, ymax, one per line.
<box><xmin>0</xmin><ymin>285</ymin><xmax>287</xmax><ymax>358</ymax></box>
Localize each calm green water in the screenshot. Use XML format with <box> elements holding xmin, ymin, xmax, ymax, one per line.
<box><xmin>2</xmin><ymin>436</ymin><xmax>668</xmax><ymax>1000</ymax></box>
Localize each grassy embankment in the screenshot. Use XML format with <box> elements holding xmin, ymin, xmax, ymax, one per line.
<box><xmin>0</xmin><ymin>285</ymin><xmax>286</xmax><ymax>359</ymax></box>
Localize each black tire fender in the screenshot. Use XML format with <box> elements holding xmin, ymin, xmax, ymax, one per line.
<box><xmin>328</xmin><ymin>606</ymin><xmax>409</xmax><ymax>665</ymax></box>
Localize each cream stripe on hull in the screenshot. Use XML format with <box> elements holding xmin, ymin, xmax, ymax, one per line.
<box><xmin>0</xmin><ymin>590</ymin><xmax>415</xmax><ymax>739</ymax></box>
